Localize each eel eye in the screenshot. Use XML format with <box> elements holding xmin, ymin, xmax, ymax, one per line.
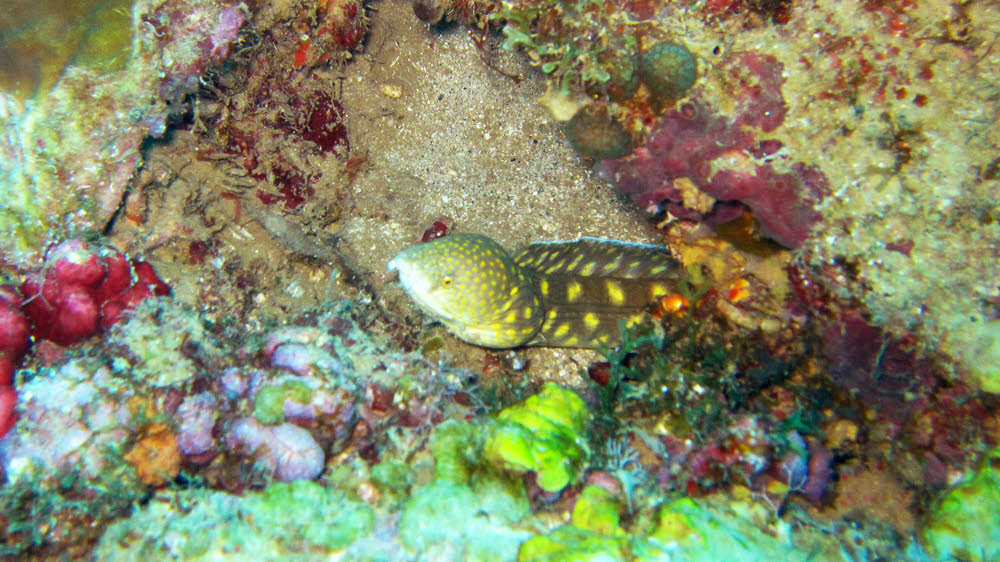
<box><xmin>442</xmin><ymin>276</ymin><xmax>453</xmax><ymax>287</ymax></box>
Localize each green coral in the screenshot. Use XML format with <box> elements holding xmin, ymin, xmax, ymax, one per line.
<box><xmin>571</xmin><ymin>485</ymin><xmax>623</xmax><ymax>536</ymax></box>
<box><xmin>253</xmin><ymin>380</ymin><xmax>314</xmax><ymax>424</ymax></box>
<box><xmin>519</xmin><ymin>485</ymin><xmax>629</xmax><ymax>561</ymax></box>
<box><xmin>921</xmin><ymin>448</ymin><xmax>1000</xmax><ymax>562</ymax></box>
<box><xmin>94</xmin><ymin>480</ymin><xmax>374</xmax><ymax>560</ymax></box>
<box><xmin>399</xmin><ymin>420</ymin><xmax>533</xmax><ymax>561</ymax></box>
<box><xmin>484</xmin><ymin>382</ymin><xmax>591</xmax><ymax>492</ymax></box>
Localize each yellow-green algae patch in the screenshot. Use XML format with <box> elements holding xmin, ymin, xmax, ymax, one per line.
<box><xmin>253</xmin><ymin>380</ymin><xmax>314</xmax><ymax>424</ymax></box>
<box><xmin>108</xmin><ymin>299</ymin><xmax>222</xmax><ymax>388</ymax></box>
<box><xmin>519</xmin><ymin>485</ymin><xmax>629</xmax><ymax>561</ymax></box>
<box><xmin>484</xmin><ymin>382</ymin><xmax>591</xmax><ymax>492</ymax></box>
<box><xmin>399</xmin><ymin>419</ymin><xmax>533</xmax><ymax>561</ymax></box>
<box><xmin>921</xmin><ymin>448</ymin><xmax>1000</xmax><ymax>562</ymax></box>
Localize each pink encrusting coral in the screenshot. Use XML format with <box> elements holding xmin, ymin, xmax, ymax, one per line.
<box><xmin>20</xmin><ymin>240</ymin><xmax>170</xmax><ymax>347</ymax></box>
<box><xmin>0</xmin><ymin>286</ymin><xmax>31</xmax><ymax>438</ymax></box>
<box><xmin>601</xmin><ymin>53</ymin><xmax>829</xmax><ymax>249</ymax></box>
<box><xmin>0</xmin><ymin>240</ymin><xmax>170</xmax><ymax>439</ymax></box>
<box><xmin>0</xmin><ymin>287</ymin><xmax>31</xmax><ymax>383</ymax></box>
<box><xmin>226</xmin><ymin>418</ymin><xmax>326</xmax><ymax>482</ymax></box>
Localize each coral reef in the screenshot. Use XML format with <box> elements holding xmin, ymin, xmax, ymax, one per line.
<box><xmin>600</xmin><ymin>53</ymin><xmax>825</xmax><ymax>250</ymax></box>
<box><xmin>0</xmin><ymin>239</ymin><xmax>169</xmax><ymax>438</ymax></box>
<box><xmin>0</xmin><ymin>297</ymin><xmax>474</xmax><ymax>555</ymax></box>
<box><xmin>1</xmin><ymin>0</ymin><xmax>998</xmax><ymax>559</ymax></box>
<box><xmin>22</xmin><ymin>239</ymin><xmax>170</xmax><ymax>347</ymax></box>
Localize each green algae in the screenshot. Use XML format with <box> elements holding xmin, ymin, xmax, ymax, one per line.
<box><xmin>494</xmin><ymin>0</ymin><xmax>647</xmax><ymax>95</ymax></box>
<box><xmin>253</xmin><ymin>380</ymin><xmax>314</xmax><ymax>424</ymax></box>
<box><xmin>519</xmin><ymin>485</ymin><xmax>628</xmax><ymax>561</ymax></box>
<box><xmin>399</xmin><ymin>420</ymin><xmax>533</xmax><ymax>561</ymax></box>
<box><xmin>108</xmin><ymin>299</ymin><xmax>223</xmax><ymax>388</ymax></box>
<box><xmin>921</xmin><ymin>448</ymin><xmax>1000</xmax><ymax>562</ymax></box>
<box><xmin>94</xmin><ymin>480</ymin><xmax>374</xmax><ymax>560</ymax></box>
<box><xmin>484</xmin><ymin>383</ymin><xmax>591</xmax><ymax>493</ymax></box>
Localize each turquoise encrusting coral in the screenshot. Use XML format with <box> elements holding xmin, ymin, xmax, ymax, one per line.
<box><xmin>94</xmin><ymin>480</ymin><xmax>375</xmax><ymax>559</ymax></box>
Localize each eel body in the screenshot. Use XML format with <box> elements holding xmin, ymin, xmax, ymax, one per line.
<box><xmin>388</xmin><ymin>233</ymin><xmax>684</xmax><ymax>349</ymax></box>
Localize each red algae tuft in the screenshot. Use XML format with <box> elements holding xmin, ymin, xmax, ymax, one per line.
<box><xmin>216</xmin><ymin>70</ymin><xmax>351</xmax><ymax>211</ymax></box>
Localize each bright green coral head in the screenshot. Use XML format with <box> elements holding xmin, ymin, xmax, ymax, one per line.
<box><xmin>388</xmin><ymin>233</ymin><xmax>544</xmax><ymax>348</ymax></box>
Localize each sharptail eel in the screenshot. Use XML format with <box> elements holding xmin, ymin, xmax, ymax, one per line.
<box><xmin>388</xmin><ymin>233</ymin><xmax>686</xmax><ymax>349</ymax></box>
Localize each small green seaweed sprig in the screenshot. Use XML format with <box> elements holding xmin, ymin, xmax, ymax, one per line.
<box><xmin>492</xmin><ymin>0</ymin><xmax>648</xmax><ymax>94</ymax></box>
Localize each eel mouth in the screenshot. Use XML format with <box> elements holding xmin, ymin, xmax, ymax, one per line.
<box><xmin>387</xmin><ymin>255</ymin><xmax>458</xmax><ymax>325</ymax></box>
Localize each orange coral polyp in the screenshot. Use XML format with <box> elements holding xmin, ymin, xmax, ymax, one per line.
<box><xmin>124</xmin><ymin>422</ymin><xmax>182</xmax><ymax>486</ymax></box>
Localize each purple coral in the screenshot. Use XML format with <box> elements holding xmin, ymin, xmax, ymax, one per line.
<box><xmin>265</xmin><ymin>327</ymin><xmax>345</xmax><ymax>378</ymax></box>
<box><xmin>0</xmin><ymin>363</ymin><xmax>131</xmax><ymax>480</ymax></box>
<box><xmin>226</xmin><ymin>417</ymin><xmax>325</xmax><ymax>482</ymax></box>
<box><xmin>602</xmin><ymin>53</ymin><xmax>828</xmax><ymax>248</ymax></box>
<box><xmin>175</xmin><ymin>392</ymin><xmax>218</xmax><ymax>457</ymax></box>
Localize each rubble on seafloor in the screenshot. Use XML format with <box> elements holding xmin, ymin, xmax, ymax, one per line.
<box><xmin>0</xmin><ymin>0</ymin><xmax>999</xmax><ymax>559</ymax></box>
